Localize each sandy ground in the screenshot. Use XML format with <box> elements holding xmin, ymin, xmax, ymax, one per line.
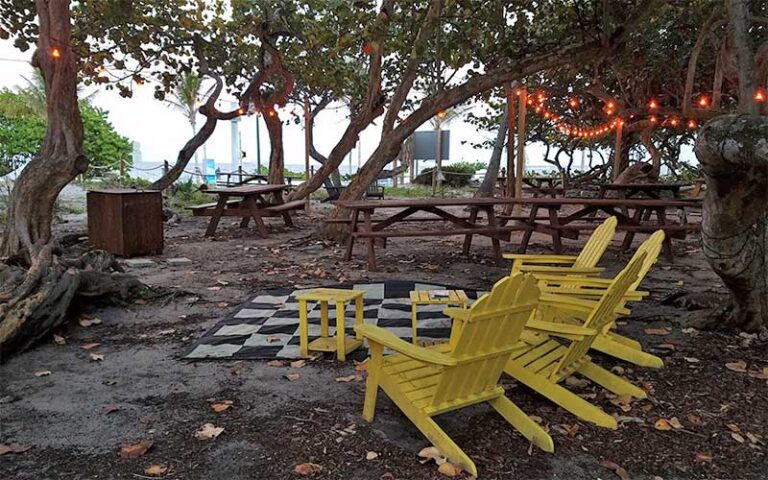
<box><xmin>1</xmin><ymin>202</ymin><xmax>767</xmax><ymax>480</ymax></box>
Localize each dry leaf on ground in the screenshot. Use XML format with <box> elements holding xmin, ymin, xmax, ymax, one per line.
<box><xmin>78</xmin><ymin>317</ymin><xmax>102</xmax><ymax>327</ymax></box>
<box><xmin>33</xmin><ymin>370</ymin><xmax>51</xmax><ymax>377</ymax></box>
<box><xmin>654</xmin><ymin>418</ymin><xmax>673</xmax><ymax>431</ymax></box>
<box><xmin>354</xmin><ymin>360</ymin><xmax>368</xmax><ymax>372</ymax></box>
<box><xmin>290</xmin><ymin>360</ymin><xmax>306</xmax><ymax>369</ymax></box>
<box><xmin>644</xmin><ymin>327</ymin><xmax>671</xmax><ymax>336</ymax></box>
<box><xmin>0</xmin><ymin>444</ymin><xmax>32</xmax><ymax>456</ymax></box>
<box><xmin>599</xmin><ymin>460</ymin><xmax>630</xmax><ymax>480</ymax></box>
<box><xmin>366</xmin><ymin>451</ymin><xmax>379</xmax><ymax>460</ymax></box>
<box><xmin>294</xmin><ymin>463</ymin><xmax>322</xmax><ymax>475</ymax></box>
<box><xmin>53</xmin><ymin>334</ymin><xmax>66</xmax><ymax>345</ymax></box>
<box><xmin>731</xmin><ymin>432</ymin><xmax>746</xmax><ymax>444</ymax></box>
<box><xmin>120</xmin><ymin>440</ymin><xmax>153</xmax><ymax>458</ymax></box>
<box><xmin>725</xmin><ymin>360</ymin><xmax>748</xmax><ymax>372</ymax></box>
<box><xmin>81</xmin><ymin>342</ymin><xmax>101</xmax><ymax>350</ymax></box>
<box><xmin>144</xmin><ymin>464</ymin><xmax>168</xmax><ymax>476</ymax></box>
<box><xmin>194</xmin><ymin>423</ymin><xmax>224</xmax><ymax>440</ymax></box>
<box><xmin>267</xmin><ymin>360</ymin><xmax>285</xmax><ymax>367</ymax></box>
<box><xmin>694</xmin><ymin>452</ymin><xmax>713</xmax><ymax>462</ymax></box>
<box><xmin>90</xmin><ymin>353</ymin><xmax>105</xmax><ymax>362</ymax></box>
<box><xmin>437</xmin><ymin>463</ymin><xmax>463</xmax><ymax>477</ymax></box>
<box><xmin>335</xmin><ymin>375</ymin><xmax>362</xmax><ymax>382</ymax></box>
<box><xmin>418</xmin><ymin>446</ymin><xmax>447</xmax><ymax>465</ymax></box>
<box><xmin>211</xmin><ymin>400</ymin><xmax>233</xmax><ymax>413</ymax></box>
<box><xmin>284</xmin><ymin>373</ymin><xmax>300</xmax><ymax>381</ymax></box>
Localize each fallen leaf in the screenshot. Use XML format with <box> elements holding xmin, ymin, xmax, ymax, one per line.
<box><xmin>731</xmin><ymin>432</ymin><xmax>746</xmax><ymax>444</ymax></box>
<box><xmin>694</xmin><ymin>452</ymin><xmax>713</xmax><ymax>463</ymax></box>
<box><xmin>725</xmin><ymin>360</ymin><xmax>748</xmax><ymax>373</ymax></box>
<box><xmin>120</xmin><ymin>440</ymin><xmax>153</xmax><ymax>458</ymax></box>
<box><xmin>654</xmin><ymin>418</ymin><xmax>673</xmax><ymax>431</ymax></box>
<box><xmin>418</xmin><ymin>446</ymin><xmax>447</xmax><ymax>465</ymax></box>
<box><xmin>669</xmin><ymin>417</ymin><xmax>683</xmax><ymax>429</ymax></box>
<box><xmin>746</xmin><ymin>432</ymin><xmax>762</xmax><ymax>445</ymax></box>
<box><xmin>335</xmin><ymin>375</ymin><xmax>361</xmax><ymax>383</ymax></box>
<box><xmin>194</xmin><ymin>423</ymin><xmax>224</xmax><ymax>440</ymax></box>
<box><xmin>206</xmin><ymin>286</ymin><xmax>222</xmax><ymax>291</ymax></box>
<box><xmin>211</xmin><ymin>400</ymin><xmax>233</xmax><ymax>413</ymax></box>
<box><xmin>683</xmin><ymin>357</ymin><xmax>700</xmax><ymax>363</ymax></box>
<box><xmin>266</xmin><ymin>336</ymin><xmax>281</xmax><ymax>343</ymax></box>
<box><xmin>290</xmin><ymin>360</ymin><xmax>306</xmax><ymax>369</ymax></box>
<box><xmin>687</xmin><ymin>414</ymin><xmax>703</xmax><ymax>426</ymax></box>
<box><xmin>726</xmin><ymin>423</ymin><xmax>741</xmax><ymax>432</ymax></box>
<box><xmin>656</xmin><ymin>343</ymin><xmax>676</xmax><ymax>350</ymax></box>
<box><xmin>748</xmin><ymin>368</ymin><xmax>768</xmax><ymax>380</ymax></box>
<box><xmin>354</xmin><ymin>360</ymin><xmax>368</xmax><ymax>372</ymax></box>
<box><xmin>0</xmin><ymin>444</ymin><xmax>32</xmax><ymax>456</ymax></box>
<box><xmin>284</xmin><ymin>373</ymin><xmax>300</xmax><ymax>381</ymax></box>
<box><xmin>81</xmin><ymin>342</ymin><xmax>100</xmax><ymax>350</ymax></box>
<box><xmin>644</xmin><ymin>327</ymin><xmax>671</xmax><ymax>336</ymax></box>
<box><xmin>565</xmin><ymin>376</ymin><xmax>590</xmax><ymax>388</ymax></box>
<box><xmin>599</xmin><ymin>460</ymin><xmax>630</xmax><ymax>480</ymax></box>
<box><xmin>267</xmin><ymin>360</ymin><xmax>285</xmax><ymax>367</ymax></box>
<box><xmin>78</xmin><ymin>317</ymin><xmax>102</xmax><ymax>327</ymax></box>
<box><xmin>437</xmin><ymin>463</ymin><xmax>463</xmax><ymax>477</ymax></box>
<box><xmin>366</xmin><ymin>451</ymin><xmax>379</xmax><ymax>460</ymax></box>
<box><xmin>104</xmin><ymin>404</ymin><xmax>120</xmax><ymax>414</ymax></box>
<box><xmin>294</xmin><ymin>463</ymin><xmax>322</xmax><ymax>475</ymax></box>
<box><xmin>53</xmin><ymin>334</ymin><xmax>66</xmax><ymax>345</ymax></box>
<box><xmin>90</xmin><ymin>353</ymin><xmax>105</xmax><ymax>362</ymax></box>
<box><xmin>33</xmin><ymin>370</ymin><xmax>51</xmax><ymax>377</ymax></box>
<box><xmin>144</xmin><ymin>464</ymin><xmax>168</xmax><ymax>476</ymax></box>
<box><xmin>217</xmin><ymin>302</ymin><xmax>229</xmax><ymax>308</ymax></box>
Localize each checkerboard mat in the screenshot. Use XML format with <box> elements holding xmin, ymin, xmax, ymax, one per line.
<box><xmin>185</xmin><ymin>281</ymin><xmax>484</xmax><ymax>360</ymax></box>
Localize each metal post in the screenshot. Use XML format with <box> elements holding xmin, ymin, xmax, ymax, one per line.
<box><xmin>304</xmin><ymin>97</ymin><xmax>311</xmax><ymax>212</ymax></box>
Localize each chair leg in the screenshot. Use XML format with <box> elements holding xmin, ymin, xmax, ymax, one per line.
<box><xmin>577</xmin><ymin>361</ymin><xmax>648</xmax><ymax>399</ymax></box>
<box><xmin>489</xmin><ymin>396</ymin><xmax>554</xmax><ymax>453</ymax></box>
<box><xmin>411</xmin><ymin>303</ymin><xmax>419</xmax><ymax>345</ymax></box>
<box><xmin>505</xmin><ymin>362</ymin><xmax>618</xmax><ymax>429</ymax></box>
<box><xmin>592</xmin><ymin>336</ymin><xmax>664</xmax><ymax>368</ymax></box>
<box><xmin>362</xmin><ymin>343</ymin><xmax>384</xmax><ymax>422</ymax></box>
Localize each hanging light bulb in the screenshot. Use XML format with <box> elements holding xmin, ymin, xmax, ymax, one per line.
<box><xmin>687</xmin><ymin>119</ymin><xmax>697</xmax><ymax>129</ymax></box>
<box><xmin>515</xmin><ymin>88</ymin><xmax>523</xmax><ymax>96</ymax></box>
<box><xmin>568</xmin><ymin>97</ymin><xmax>579</xmax><ymax>108</ymax></box>
<box><xmin>648</xmin><ymin>98</ymin><xmax>658</xmax><ymax>110</ymax></box>
<box><xmin>51</xmin><ymin>47</ymin><xmax>61</xmax><ymax>59</ymax></box>
<box><xmin>237</xmin><ymin>107</ymin><xmax>245</xmax><ymax>115</ymax></box>
<box><xmin>669</xmin><ymin>117</ymin><xmax>679</xmax><ymax>127</ymax></box>
<box><xmin>755</xmin><ymin>87</ymin><xmax>767</xmax><ymax>103</ymax></box>
<box><xmin>697</xmin><ymin>95</ymin><xmax>709</xmax><ymax>108</ymax></box>
<box><xmin>649</xmin><ymin>115</ymin><xmax>658</xmax><ymax>124</ymax></box>
<box><xmin>437</xmin><ymin>110</ymin><xmax>446</xmax><ymax>119</ymax></box>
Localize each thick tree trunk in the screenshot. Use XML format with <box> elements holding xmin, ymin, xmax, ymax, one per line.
<box><xmin>694</xmin><ymin>114</ymin><xmax>768</xmax><ymax>331</ymax></box>
<box><xmin>1</xmin><ymin>0</ymin><xmax>86</xmax><ymax>257</ymax></box>
<box><xmin>264</xmin><ymin>112</ymin><xmax>285</xmax><ymax>201</ymax></box>
<box><xmin>476</xmin><ymin>111</ymin><xmax>509</xmax><ymax>197</ymax></box>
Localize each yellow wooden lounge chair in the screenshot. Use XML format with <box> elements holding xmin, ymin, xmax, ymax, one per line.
<box><xmin>502</xmin><ymin>253</ymin><xmax>648</xmax><ymax>429</ymax></box>
<box><xmin>504</xmin><ymin>216</ymin><xmax>617</xmax><ymax>277</ymax></box>
<box><xmin>533</xmin><ymin>231</ymin><xmax>666</xmax><ymax>368</ymax></box>
<box><xmin>355</xmin><ymin>274</ymin><xmax>553</xmax><ymax>477</ymax></box>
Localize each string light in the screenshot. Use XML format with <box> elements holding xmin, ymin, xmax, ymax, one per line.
<box><xmin>687</xmin><ymin>119</ymin><xmax>697</xmax><ymax>129</ymax></box>
<box><xmin>649</xmin><ymin>115</ymin><xmax>658</xmax><ymax>124</ymax></box>
<box><xmin>568</xmin><ymin>97</ymin><xmax>579</xmax><ymax>108</ymax></box>
<box><xmin>669</xmin><ymin>117</ymin><xmax>679</xmax><ymax>127</ymax></box>
<box><xmin>267</xmin><ymin>108</ymin><xmax>276</xmax><ymax>117</ymax></box>
<box><xmin>436</xmin><ymin>110</ymin><xmax>446</xmax><ymax>119</ymax></box>
<box><xmin>237</xmin><ymin>107</ymin><xmax>245</xmax><ymax>115</ymax></box>
<box><xmin>756</xmin><ymin>87</ymin><xmax>767</xmax><ymax>103</ymax></box>
<box><xmin>515</xmin><ymin>88</ymin><xmax>524</xmax><ymax>96</ymax></box>
<box><xmin>697</xmin><ymin>95</ymin><xmax>709</xmax><ymax>108</ymax></box>
<box><xmin>648</xmin><ymin>98</ymin><xmax>658</xmax><ymax>110</ymax></box>
<box><xmin>51</xmin><ymin>48</ymin><xmax>61</xmax><ymax>59</ymax></box>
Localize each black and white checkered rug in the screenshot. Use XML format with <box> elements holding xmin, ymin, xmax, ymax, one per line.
<box><xmin>185</xmin><ymin>281</ymin><xmax>484</xmax><ymax>360</ymax></box>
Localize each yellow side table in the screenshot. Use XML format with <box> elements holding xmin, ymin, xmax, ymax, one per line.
<box><xmin>297</xmin><ymin>288</ymin><xmax>365</xmax><ymax>361</ymax></box>
<box><xmin>409</xmin><ymin>289</ymin><xmax>469</xmax><ymax>345</ymax></box>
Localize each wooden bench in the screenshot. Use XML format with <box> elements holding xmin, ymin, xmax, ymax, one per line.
<box><xmin>187</xmin><ymin>199</ymin><xmax>242</xmax><ymax>216</ymax></box>
<box><xmin>261</xmin><ymin>200</ymin><xmax>305</xmax><ymax>214</ymax></box>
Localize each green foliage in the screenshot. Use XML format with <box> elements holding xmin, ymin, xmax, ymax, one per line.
<box><xmin>80</xmin><ymin>104</ymin><xmax>133</xmax><ymax>173</ymax></box>
<box><xmin>78</xmin><ymin>174</ymin><xmax>151</xmax><ymax>190</ymax></box>
<box><xmin>414</xmin><ymin>161</ymin><xmax>485</xmax><ymax>187</ymax></box>
<box><xmin>257</xmin><ymin>165</ymin><xmax>306</xmax><ymax>180</ymax></box>
<box><xmin>387</xmin><ymin>184</ymin><xmax>474</xmax><ymax>198</ymax></box>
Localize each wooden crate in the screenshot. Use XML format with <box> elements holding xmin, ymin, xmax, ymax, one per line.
<box><xmin>87</xmin><ymin>189</ymin><xmax>163</xmax><ymax>257</ymax></box>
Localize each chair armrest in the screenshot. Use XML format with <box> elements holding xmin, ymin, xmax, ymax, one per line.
<box><xmin>526</xmin><ymin>319</ymin><xmax>598</xmax><ymax>337</ymax></box>
<box><xmin>355</xmin><ymin>324</ymin><xmax>457</xmax><ymax>366</ymax></box>
<box><xmin>443</xmin><ymin>307</ymin><xmax>470</xmax><ymax>320</ymax></box>
<box><xmin>540</xmin><ymin>293</ymin><xmax>631</xmax><ymax>316</ymax></box>
<box><xmin>519</xmin><ymin>266</ymin><xmax>605</xmax><ymax>275</ymax></box>
<box><xmin>503</xmin><ymin>254</ymin><xmax>579</xmax><ymax>266</ymax></box>
<box><xmin>541</xmin><ymin>286</ymin><xmax>646</xmax><ymax>301</ymax></box>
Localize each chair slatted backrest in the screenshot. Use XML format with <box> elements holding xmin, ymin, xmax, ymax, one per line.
<box><xmin>572</xmin><ymin>216</ymin><xmax>618</xmax><ymax>268</ymax></box>
<box><xmin>429</xmin><ymin>275</ymin><xmax>540</xmax><ymax>408</ymax></box>
<box><xmin>550</xmin><ymin>253</ymin><xmax>646</xmax><ymax>381</ymax></box>
<box><xmin>627</xmin><ymin>230</ymin><xmax>665</xmax><ymax>292</ymax></box>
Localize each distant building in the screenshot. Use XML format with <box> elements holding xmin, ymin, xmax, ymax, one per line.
<box><xmin>132</xmin><ymin>141</ymin><xmax>142</xmax><ymax>163</ymax></box>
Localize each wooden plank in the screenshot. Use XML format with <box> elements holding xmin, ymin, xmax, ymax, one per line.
<box><xmin>204</xmin><ymin>184</ymin><xmax>288</xmax><ymax>195</ymax></box>
<box><xmin>352</xmin><ymin>227</ymin><xmax>518</xmax><ymax>239</ymax></box>
<box><xmin>337</xmin><ymin>197</ymin><xmax>702</xmax><ymax>209</ymax></box>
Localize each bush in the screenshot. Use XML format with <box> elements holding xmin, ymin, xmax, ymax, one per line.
<box><xmin>414</xmin><ymin>161</ymin><xmax>486</xmax><ymax>187</ymax></box>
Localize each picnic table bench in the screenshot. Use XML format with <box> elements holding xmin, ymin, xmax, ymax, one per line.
<box><xmin>187</xmin><ymin>184</ymin><xmax>303</xmax><ymax>238</ymax></box>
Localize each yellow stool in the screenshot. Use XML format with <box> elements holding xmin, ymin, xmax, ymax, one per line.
<box><xmin>297</xmin><ymin>288</ymin><xmax>365</xmax><ymax>361</ymax></box>
<box><xmin>409</xmin><ymin>289</ymin><xmax>469</xmax><ymax>345</ymax></box>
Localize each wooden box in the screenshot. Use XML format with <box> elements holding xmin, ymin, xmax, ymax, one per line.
<box><xmin>87</xmin><ymin>189</ymin><xmax>164</xmax><ymax>257</ymax></box>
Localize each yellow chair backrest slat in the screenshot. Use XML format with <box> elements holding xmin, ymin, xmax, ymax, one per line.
<box><xmin>573</xmin><ymin>216</ymin><xmax>618</xmax><ymax>268</ymax></box>
<box><xmin>628</xmin><ymin>230</ymin><xmax>665</xmax><ymax>292</ymax></box>
<box><xmin>550</xmin><ymin>252</ymin><xmax>646</xmax><ymax>380</ymax></box>
<box><xmin>429</xmin><ymin>275</ymin><xmax>540</xmax><ymax>408</ymax></box>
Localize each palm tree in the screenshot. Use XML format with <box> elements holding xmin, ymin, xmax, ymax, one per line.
<box><xmin>167</xmin><ymin>73</ymin><xmax>204</xmax><ymax>177</ymax></box>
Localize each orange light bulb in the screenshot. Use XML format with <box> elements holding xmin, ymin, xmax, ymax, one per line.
<box><xmin>697</xmin><ymin>95</ymin><xmax>709</xmax><ymax>108</ymax></box>
<box><xmin>687</xmin><ymin>119</ymin><xmax>697</xmax><ymax>129</ymax></box>
<box><xmin>648</xmin><ymin>98</ymin><xmax>658</xmax><ymax>110</ymax></box>
<box><xmin>437</xmin><ymin>110</ymin><xmax>446</xmax><ymax>119</ymax></box>
<box><xmin>670</xmin><ymin>118</ymin><xmax>679</xmax><ymax>127</ymax></box>
<box><xmin>649</xmin><ymin>115</ymin><xmax>658</xmax><ymax>124</ymax></box>
<box><xmin>51</xmin><ymin>47</ymin><xmax>61</xmax><ymax>59</ymax></box>
<box><xmin>755</xmin><ymin>87</ymin><xmax>767</xmax><ymax>103</ymax></box>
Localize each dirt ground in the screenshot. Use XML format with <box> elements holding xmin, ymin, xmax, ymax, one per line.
<box><xmin>1</xmin><ymin>203</ymin><xmax>767</xmax><ymax>480</ymax></box>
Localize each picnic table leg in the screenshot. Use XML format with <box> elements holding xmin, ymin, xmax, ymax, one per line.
<box><xmin>344</xmin><ymin>210</ymin><xmax>360</xmax><ymax>261</ymax></box>
<box><xmin>485</xmin><ymin>206</ymin><xmax>503</xmax><ymax>264</ymax></box>
<box><xmin>620</xmin><ymin>206</ymin><xmax>644</xmax><ymax>252</ymax></box>
<box><xmin>462</xmin><ymin>207</ymin><xmax>479</xmax><ymax>255</ymax></box>
<box><xmin>204</xmin><ymin>195</ymin><xmax>229</xmax><ymax>237</ymax></box>
<box><xmin>239</xmin><ymin>197</ymin><xmax>253</xmax><ymax>228</ymax></box>
<box><xmin>246</xmin><ymin>197</ymin><xmax>269</xmax><ymax>238</ymax></box>
<box><xmin>654</xmin><ymin>207</ymin><xmax>675</xmax><ymax>262</ymax></box>
<box><xmin>547</xmin><ymin>206</ymin><xmax>563</xmax><ymax>253</ymax></box>
<box><xmin>518</xmin><ymin>204</ymin><xmax>538</xmax><ymax>253</ymax></box>
<box><xmin>363</xmin><ymin>210</ymin><xmax>377</xmax><ymax>271</ymax></box>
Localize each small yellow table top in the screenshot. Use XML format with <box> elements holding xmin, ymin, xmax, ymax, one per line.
<box><xmin>296</xmin><ymin>288</ymin><xmax>366</xmax><ymax>303</ymax></box>
<box><xmin>410</xmin><ymin>289</ymin><xmax>469</xmax><ymax>305</ymax></box>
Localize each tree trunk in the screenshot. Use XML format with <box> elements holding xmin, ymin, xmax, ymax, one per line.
<box><xmin>264</xmin><ymin>112</ymin><xmax>285</xmax><ymax>202</ymax></box>
<box><xmin>694</xmin><ymin>114</ymin><xmax>768</xmax><ymax>331</ymax></box>
<box><xmin>476</xmin><ymin>110</ymin><xmax>509</xmax><ymax>197</ymax></box>
<box><xmin>1</xmin><ymin>0</ymin><xmax>86</xmax><ymax>258</ymax></box>
<box><xmin>149</xmin><ymin>114</ymin><xmax>218</xmax><ymax>191</ymax></box>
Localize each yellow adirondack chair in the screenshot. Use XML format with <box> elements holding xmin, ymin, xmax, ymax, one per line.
<box><xmin>355</xmin><ymin>274</ymin><xmax>553</xmax><ymax>477</ymax></box>
<box><xmin>503</xmin><ymin>253</ymin><xmax>648</xmax><ymax>429</ymax></box>
<box><xmin>504</xmin><ymin>216</ymin><xmax>617</xmax><ymax>277</ymax></box>
<box><xmin>532</xmin><ymin>231</ymin><xmax>666</xmax><ymax>368</ymax></box>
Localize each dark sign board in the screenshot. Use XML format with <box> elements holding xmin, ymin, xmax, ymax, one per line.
<box><xmin>413</xmin><ymin>130</ymin><xmax>450</xmax><ymax>160</ymax></box>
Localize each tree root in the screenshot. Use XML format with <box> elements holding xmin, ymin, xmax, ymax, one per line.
<box><xmin>0</xmin><ymin>245</ymin><xmax>143</xmax><ymax>360</ymax></box>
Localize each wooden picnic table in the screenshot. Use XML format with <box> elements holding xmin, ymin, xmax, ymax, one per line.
<box><xmin>195</xmin><ymin>184</ymin><xmax>304</xmax><ymax>238</ymax></box>
<box><xmin>597</xmin><ymin>183</ymin><xmax>689</xmax><ymax>199</ymax></box>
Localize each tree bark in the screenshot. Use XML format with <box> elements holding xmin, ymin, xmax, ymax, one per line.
<box><xmin>1</xmin><ymin>0</ymin><xmax>86</xmax><ymax>258</ymax></box>
<box><xmin>264</xmin><ymin>111</ymin><xmax>285</xmax><ymax>201</ymax></box>
<box><xmin>475</xmin><ymin>110</ymin><xmax>509</xmax><ymax>197</ymax></box>
<box><xmin>694</xmin><ymin>114</ymin><xmax>768</xmax><ymax>331</ymax></box>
